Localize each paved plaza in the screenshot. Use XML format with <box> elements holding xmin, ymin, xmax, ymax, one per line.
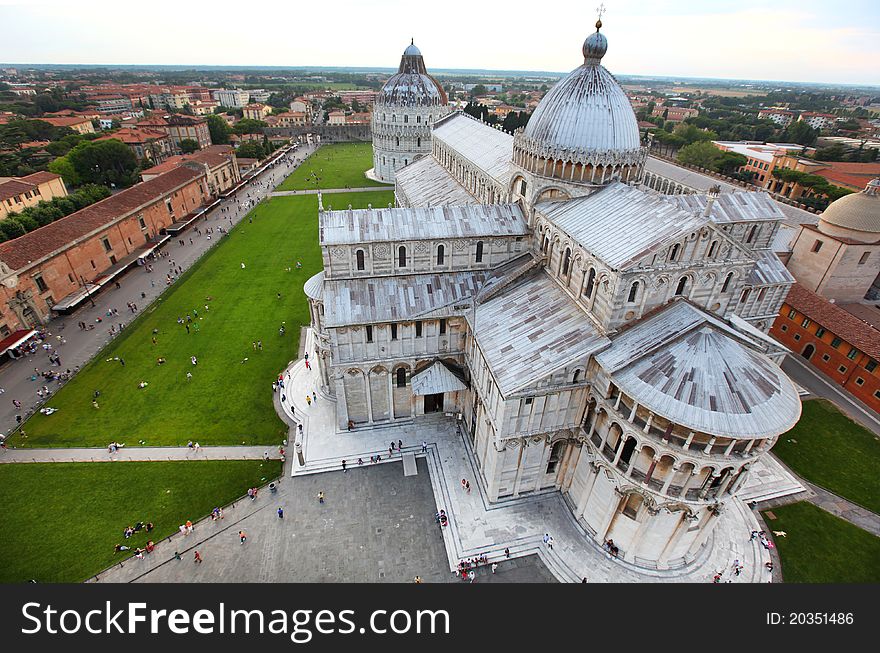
<box><xmin>96</xmin><ymin>458</ymin><xmax>555</xmax><ymax>583</ymax></box>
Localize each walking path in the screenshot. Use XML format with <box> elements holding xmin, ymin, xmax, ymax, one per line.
<box><xmin>276</xmin><ymin>328</ymin><xmax>773</xmax><ymax>583</ymax></box>
<box><xmin>0</xmin><ymin>445</ymin><xmax>279</xmax><ymax>464</ymax></box>
<box><xmin>271</xmin><ymin>185</ymin><xmax>391</xmax><ymax>197</ymax></box>
<box><xmin>0</xmin><ymin>142</ymin><xmax>318</xmax><ymax>440</ymax></box>
<box><xmin>804</xmin><ymin>481</ymin><xmax>880</xmax><ymax>537</ymax></box>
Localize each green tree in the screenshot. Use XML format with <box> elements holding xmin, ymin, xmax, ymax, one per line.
<box><xmin>676</xmin><ymin>141</ymin><xmax>723</xmax><ymax>169</ymax></box>
<box><xmin>66</xmin><ymin>138</ymin><xmax>139</xmax><ymax>188</ymax></box>
<box><xmin>782</xmin><ymin>120</ymin><xmax>818</xmax><ymax>146</ymax></box>
<box><xmin>469</xmin><ymin>84</ymin><xmax>487</xmax><ymax>98</ymax></box>
<box><xmin>715</xmin><ymin>151</ymin><xmax>748</xmax><ymax>175</ymax></box>
<box><xmin>206</xmin><ymin>114</ymin><xmax>232</xmax><ymax>145</ymax></box>
<box><xmin>47</xmin><ymin>155</ymin><xmax>82</xmax><ymax>187</ymax></box>
<box><xmin>235</xmin><ymin>141</ymin><xmax>266</xmax><ymax>160</ymax></box>
<box><xmin>178</xmin><ymin>138</ymin><xmax>200</xmax><ymax>154</ymax></box>
<box><xmin>673</xmin><ymin>123</ymin><xmax>717</xmax><ymax>145</ymax></box>
<box><xmin>232</xmin><ymin>119</ymin><xmax>267</xmax><ymax>135</ymax></box>
<box><xmin>0</xmin><ymin>219</ymin><xmax>26</xmax><ymax>240</ymax></box>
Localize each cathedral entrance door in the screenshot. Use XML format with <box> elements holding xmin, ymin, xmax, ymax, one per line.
<box><xmin>424</xmin><ymin>393</ymin><xmax>444</xmax><ymax>414</ymax></box>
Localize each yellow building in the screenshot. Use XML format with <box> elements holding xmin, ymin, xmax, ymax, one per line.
<box><xmin>243</xmin><ymin>103</ymin><xmax>272</xmax><ymax>120</ymax></box>
<box><xmin>36</xmin><ymin>116</ymin><xmax>96</xmax><ymax>135</ymax></box>
<box><xmin>0</xmin><ymin>172</ymin><xmax>68</xmax><ymax>220</ymax></box>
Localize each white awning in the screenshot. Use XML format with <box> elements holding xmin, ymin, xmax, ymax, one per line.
<box><xmin>0</xmin><ymin>329</ymin><xmax>37</xmax><ymax>355</ymax></box>
<box><xmin>410</xmin><ymin>361</ymin><xmax>467</xmax><ymax>396</ymax></box>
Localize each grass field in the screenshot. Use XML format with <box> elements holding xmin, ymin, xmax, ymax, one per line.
<box><xmin>0</xmin><ymin>460</ymin><xmax>282</xmax><ymax>583</ymax></box>
<box><xmin>762</xmin><ymin>501</ymin><xmax>880</xmax><ymax>583</ymax></box>
<box><xmin>15</xmin><ymin>190</ymin><xmax>393</xmax><ymax>448</ymax></box>
<box><xmin>277</xmin><ymin>142</ymin><xmax>390</xmax><ymax>191</ymax></box>
<box><xmin>772</xmin><ymin>399</ymin><xmax>880</xmax><ymax>513</ymax></box>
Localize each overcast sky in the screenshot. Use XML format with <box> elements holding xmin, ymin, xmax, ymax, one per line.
<box><xmin>0</xmin><ymin>0</ymin><xmax>877</xmax><ymax>85</ymax></box>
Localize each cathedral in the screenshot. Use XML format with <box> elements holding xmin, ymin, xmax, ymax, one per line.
<box><xmin>305</xmin><ymin>21</ymin><xmax>802</xmax><ymax>569</ymax></box>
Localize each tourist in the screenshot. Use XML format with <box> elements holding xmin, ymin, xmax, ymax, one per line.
<box><xmin>194</xmin><ymin>551</ymin><xmax>203</xmax><ymax>564</ymax></box>
<box><xmin>239</xmin><ymin>530</ymin><xmax>247</xmax><ymax>544</ymax></box>
<box><xmin>342</xmin><ymin>459</ymin><xmax>347</xmax><ymax>472</ymax></box>
<box><xmin>317</xmin><ymin>491</ymin><xmax>325</xmax><ymax>504</ymax></box>
<box><xmin>491</xmin><ymin>563</ymin><xmax>498</xmax><ymax>574</ymax></box>
<box><xmin>421</xmin><ymin>441</ymin><xmax>427</xmax><ymax>453</ymax></box>
<box><xmin>277</xmin><ymin>507</ymin><xmax>284</xmax><ymax>519</ymax></box>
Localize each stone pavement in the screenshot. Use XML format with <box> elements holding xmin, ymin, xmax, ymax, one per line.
<box><xmin>0</xmin><ymin>143</ymin><xmax>319</xmax><ymax>441</ymax></box>
<box><xmin>0</xmin><ymin>445</ymin><xmax>279</xmax><ymax>464</ymax></box>
<box><xmin>277</xmin><ymin>328</ymin><xmax>773</xmax><ymax>584</ymax></box>
<box><xmin>95</xmin><ymin>458</ymin><xmax>555</xmax><ymax>583</ymax></box>
<box><xmin>271</xmin><ymin>186</ymin><xmax>392</xmax><ymax>197</ymax></box>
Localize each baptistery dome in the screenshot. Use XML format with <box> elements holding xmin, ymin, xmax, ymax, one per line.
<box><xmin>513</xmin><ymin>21</ymin><xmax>645</xmax><ymax>187</ymax></box>
<box><xmin>817</xmin><ymin>178</ymin><xmax>880</xmax><ymax>243</ymax></box>
<box><xmin>377</xmin><ymin>40</ymin><xmax>447</xmax><ymax>108</ymax></box>
<box><xmin>371</xmin><ymin>41</ymin><xmax>451</xmax><ymax>183</ymax></box>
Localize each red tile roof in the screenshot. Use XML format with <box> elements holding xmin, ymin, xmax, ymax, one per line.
<box><xmin>814</xmin><ymin>162</ymin><xmax>880</xmax><ymax>191</ymax></box>
<box><xmin>141</xmin><ymin>146</ymin><xmax>234</xmax><ymax>176</ymax></box>
<box><xmin>96</xmin><ymin>128</ymin><xmax>169</xmax><ymax>144</ymax></box>
<box><xmin>784</xmin><ymin>283</ymin><xmax>880</xmax><ymax>360</ymax></box>
<box><xmin>20</xmin><ymin>171</ymin><xmax>61</xmax><ymax>185</ymax></box>
<box><xmin>0</xmin><ymin>179</ymin><xmax>35</xmax><ymax>202</ymax></box>
<box><xmin>36</xmin><ymin>116</ymin><xmax>92</xmax><ymax>128</ymax></box>
<box><xmin>0</xmin><ymin>167</ymin><xmax>203</xmax><ymax>271</ymax></box>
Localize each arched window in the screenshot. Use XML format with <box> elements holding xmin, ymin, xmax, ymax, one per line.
<box><xmin>392</xmin><ymin>115</ymin><xmax>396</xmax><ymax>122</ymax></box>
<box><xmin>437</xmin><ymin>244</ymin><xmax>445</xmax><ymax>265</ymax></box>
<box><xmin>675</xmin><ymin>277</ymin><xmax>688</xmax><ymax>296</ymax></box>
<box><xmin>398</xmin><ymin>246</ymin><xmax>407</xmax><ymax>267</ymax></box>
<box><xmin>561</xmin><ymin>247</ymin><xmax>572</xmax><ymax>277</ymax></box>
<box><xmin>628</xmin><ymin>281</ymin><xmax>639</xmax><ymax>303</ymax></box>
<box><xmin>417</xmin><ymin>137</ymin><xmax>421</xmax><ymax>147</ymax></box>
<box><xmin>721</xmin><ymin>272</ymin><xmax>733</xmax><ymax>293</ymax></box>
<box><xmin>542</xmin><ymin>236</ymin><xmax>550</xmax><ymax>254</ymax></box>
<box><xmin>395</xmin><ymin>136</ymin><xmax>400</xmax><ymax>147</ymax></box>
<box><xmin>707</xmin><ymin>240</ymin><xmax>717</xmax><ymax>258</ymax></box>
<box><xmin>669</xmin><ymin>243</ymin><xmax>681</xmax><ymax>262</ymax></box>
<box><xmin>417</xmin><ymin>115</ymin><xmax>421</xmax><ymax>123</ymax></box>
<box><xmin>404</xmin><ymin>115</ymin><xmax>408</xmax><ymax>123</ymax></box>
<box><xmin>746</xmin><ymin>225</ymin><xmax>758</xmax><ymax>244</ymax></box>
<box><xmin>572</xmin><ymin>369</ymin><xmax>581</xmax><ymax>383</ymax></box>
<box><xmin>584</xmin><ymin>267</ymin><xmax>596</xmax><ymax>298</ymax></box>
<box><xmin>356</xmin><ymin>250</ymin><xmax>365</xmax><ymax>271</ymax></box>
<box><xmin>546</xmin><ymin>441</ymin><xmax>566</xmax><ymax>474</ymax></box>
<box><xmin>475</xmin><ymin>240</ymin><xmax>484</xmax><ymax>263</ymax></box>
<box><xmin>396</xmin><ymin>368</ymin><xmax>406</xmax><ymax>388</ymax></box>
<box><xmin>740</xmin><ymin>288</ymin><xmax>751</xmax><ymax>304</ymax></box>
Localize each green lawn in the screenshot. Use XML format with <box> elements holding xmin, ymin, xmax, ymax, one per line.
<box><xmin>277</xmin><ymin>142</ymin><xmax>391</xmax><ymax>191</ymax></box>
<box><xmin>0</xmin><ymin>460</ymin><xmax>282</xmax><ymax>583</ymax></box>
<box><xmin>762</xmin><ymin>501</ymin><xmax>880</xmax><ymax>583</ymax></box>
<box><xmin>772</xmin><ymin>399</ymin><xmax>880</xmax><ymax>513</ymax></box>
<box><xmin>15</xmin><ymin>190</ymin><xmax>393</xmax><ymax>448</ymax></box>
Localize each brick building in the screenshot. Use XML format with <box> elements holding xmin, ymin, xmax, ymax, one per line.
<box><xmin>95</xmin><ymin>127</ymin><xmax>173</xmax><ymax>164</ymax></box>
<box><xmin>135</xmin><ymin>114</ymin><xmax>212</xmax><ymax>151</ymax></box>
<box><xmin>140</xmin><ymin>145</ymin><xmax>240</xmax><ymax>196</ymax></box>
<box><xmin>0</xmin><ymin>172</ymin><xmax>68</xmax><ymax>220</ymax></box>
<box><xmin>0</xmin><ymin>167</ymin><xmax>209</xmax><ymax>332</ymax></box>
<box><xmin>770</xmin><ymin>283</ymin><xmax>880</xmax><ymax>411</ymax></box>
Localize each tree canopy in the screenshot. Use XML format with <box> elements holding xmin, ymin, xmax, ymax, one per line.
<box><xmin>206</xmin><ymin>114</ymin><xmax>232</xmax><ymax>145</ymax></box>
<box><xmin>178</xmin><ymin>139</ymin><xmax>200</xmax><ymax>154</ymax></box>
<box><xmin>50</xmin><ymin>139</ymin><xmax>139</xmax><ymax>188</ymax></box>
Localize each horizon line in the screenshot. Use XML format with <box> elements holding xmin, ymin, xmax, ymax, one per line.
<box><xmin>1</xmin><ymin>62</ymin><xmax>878</xmax><ymax>90</ymax></box>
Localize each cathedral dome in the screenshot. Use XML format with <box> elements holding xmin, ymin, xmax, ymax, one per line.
<box><xmin>378</xmin><ymin>41</ymin><xmax>447</xmax><ymax>107</ymax></box>
<box><xmin>523</xmin><ymin>21</ymin><xmax>640</xmax><ymax>155</ymax></box>
<box><xmin>817</xmin><ymin>178</ymin><xmax>880</xmax><ymax>243</ymax></box>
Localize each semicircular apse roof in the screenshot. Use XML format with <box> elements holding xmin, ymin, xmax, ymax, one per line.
<box><xmin>606</xmin><ymin>325</ymin><xmax>802</xmax><ymax>439</ymax></box>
